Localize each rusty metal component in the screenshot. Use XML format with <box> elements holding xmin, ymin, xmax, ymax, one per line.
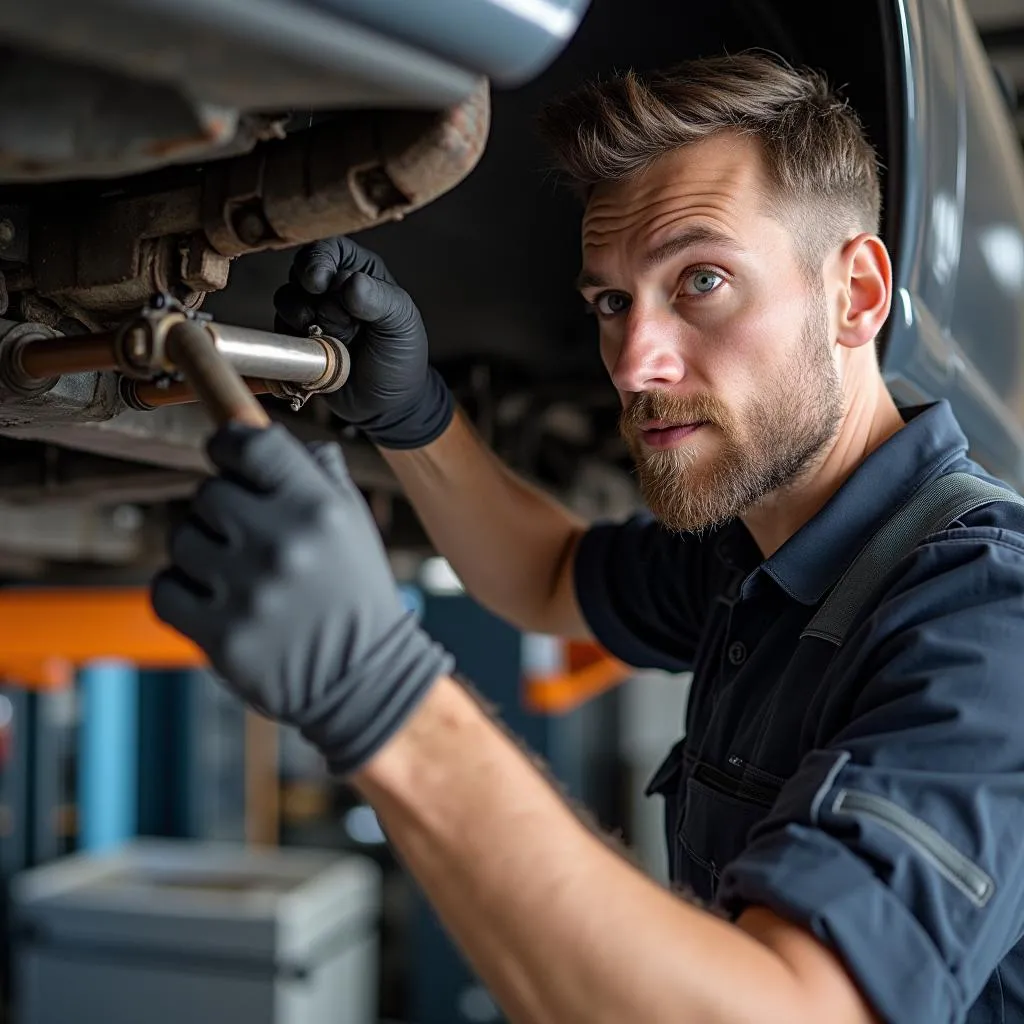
<box><xmin>181</xmin><ymin>237</ymin><xmax>231</xmax><ymax>293</ymax></box>
<box><xmin>164</xmin><ymin>320</ymin><xmax>271</xmax><ymax>429</ymax></box>
<box><xmin>25</xmin><ymin>85</ymin><xmax>489</xmax><ymax>322</ymax></box>
<box><xmin>121</xmin><ymin>376</ymin><xmax>271</xmax><ymax>412</ymax></box>
<box><xmin>32</xmin><ymin>185</ymin><xmax>204</xmax><ymax>318</ymax></box>
<box><xmin>203</xmin><ymin>80</ymin><xmax>490</xmax><ymax>256</ymax></box>
<box><xmin>18</xmin><ymin>291</ymin><xmax>105</xmax><ymax>335</ymax></box>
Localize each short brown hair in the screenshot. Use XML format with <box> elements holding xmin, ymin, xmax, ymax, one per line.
<box><xmin>537</xmin><ymin>53</ymin><xmax>882</xmax><ymax>268</ymax></box>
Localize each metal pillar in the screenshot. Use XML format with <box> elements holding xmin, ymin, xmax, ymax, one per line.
<box><xmin>78</xmin><ymin>661</ymin><xmax>138</xmax><ymax>852</ymax></box>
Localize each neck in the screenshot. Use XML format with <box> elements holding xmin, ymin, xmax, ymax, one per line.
<box><xmin>741</xmin><ymin>365</ymin><xmax>904</xmax><ymax>558</ymax></box>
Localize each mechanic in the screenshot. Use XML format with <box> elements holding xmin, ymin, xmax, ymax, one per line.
<box><xmin>153</xmin><ymin>54</ymin><xmax>1024</xmax><ymax>1023</ymax></box>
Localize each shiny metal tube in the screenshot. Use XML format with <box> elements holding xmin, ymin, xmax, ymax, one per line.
<box><xmin>10</xmin><ymin>323</ymin><xmax>331</xmax><ymax>385</ymax></box>
<box><xmin>206</xmin><ymin>323</ymin><xmax>330</xmax><ymax>385</ymax></box>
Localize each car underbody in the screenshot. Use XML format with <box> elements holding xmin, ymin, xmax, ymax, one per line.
<box><xmin>0</xmin><ymin>0</ymin><xmax>1018</xmax><ymax>581</ymax></box>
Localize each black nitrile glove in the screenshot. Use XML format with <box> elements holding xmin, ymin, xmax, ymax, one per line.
<box><xmin>274</xmin><ymin>236</ymin><xmax>454</xmax><ymax>449</ymax></box>
<box><xmin>151</xmin><ymin>424</ymin><xmax>453</xmax><ymax>775</ymax></box>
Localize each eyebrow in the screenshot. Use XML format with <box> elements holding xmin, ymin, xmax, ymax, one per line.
<box><xmin>575</xmin><ymin>226</ymin><xmax>743</xmax><ymax>291</ymax></box>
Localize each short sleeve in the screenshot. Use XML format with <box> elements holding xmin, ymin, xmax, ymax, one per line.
<box><xmin>573</xmin><ymin>515</ymin><xmax>717</xmax><ymax>672</ymax></box>
<box><xmin>717</xmin><ymin>529</ymin><xmax>1024</xmax><ymax>1024</ymax></box>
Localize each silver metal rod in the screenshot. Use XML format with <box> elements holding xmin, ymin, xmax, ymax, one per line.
<box><xmin>206</xmin><ymin>323</ymin><xmax>330</xmax><ymax>385</ymax></box>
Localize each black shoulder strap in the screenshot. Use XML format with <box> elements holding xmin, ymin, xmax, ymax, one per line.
<box><xmin>800</xmin><ymin>472</ymin><xmax>1024</xmax><ymax>647</ymax></box>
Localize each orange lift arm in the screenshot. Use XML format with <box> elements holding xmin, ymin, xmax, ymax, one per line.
<box><xmin>0</xmin><ymin>588</ymin><xmax>205</xmax><ymax>688</ymax></box>
<box><xmin>524</xmin><ymin>640</ymin><xmax>632</xmax><ymax>714</ymax></box>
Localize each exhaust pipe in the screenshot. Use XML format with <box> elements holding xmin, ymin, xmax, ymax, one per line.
<box><xmin>3</xmin><ymin>301</ymin><xmax>350</xmax><ymax>413</ymax></box>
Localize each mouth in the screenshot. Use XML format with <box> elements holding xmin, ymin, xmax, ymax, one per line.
<box><xmin>638</xmin><ymin>420</ymin><xmax>707</xmax><ymax>450</ymax></box>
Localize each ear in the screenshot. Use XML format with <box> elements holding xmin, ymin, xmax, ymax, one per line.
<box><xmin>834</xmin><ymin>233</ymin><xmax>892</xmax><ymax>351</ymax></box>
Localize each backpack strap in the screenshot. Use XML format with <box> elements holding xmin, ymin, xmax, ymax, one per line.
<box><xmin>800</xmin><ymin>472</ymin><xmax>1024</xmax><ymax>647</ymax></box>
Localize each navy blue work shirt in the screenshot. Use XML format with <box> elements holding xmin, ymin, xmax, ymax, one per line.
<box><xmin>574</xmin><ymin>401</ymin><xmax>1024</xmax><ymax>1024</ymax></box>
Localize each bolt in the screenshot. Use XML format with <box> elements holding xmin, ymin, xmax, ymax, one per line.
<box><xmin>0</xmin><ymin>220</ymin><xmax>15</xmax><ymax>249</ymax></box>
<box><xmin>233</xmin><ymin>209</ymin><xmax>269</xmax><ymax>246</ymax></box>
<box><xmin>355</xmin><ymin>167</ymin><xmax>407</xmax><ymax>213</ymax></box>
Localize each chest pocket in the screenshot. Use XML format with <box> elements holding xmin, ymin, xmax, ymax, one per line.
<box><xmin>677</xmin><ymin>761</ymin><xmax>781</xmax><ymax>901</ymax></box>
<box><xmin>648</xmin><ymin>744</ymin><xmax>783</xmax><ymax>901</ymax></box>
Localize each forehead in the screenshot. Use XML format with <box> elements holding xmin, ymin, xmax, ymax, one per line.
<box><xmin>581</xmin><ymin>133</ymin><xmax>776</xmax><ymax>253</ymax></box>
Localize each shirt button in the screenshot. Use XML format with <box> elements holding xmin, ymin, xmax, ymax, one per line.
<box><xmin>727</xmin><ymin>641</ymin><xmax>747</xmax><ymax>666</ymax></box>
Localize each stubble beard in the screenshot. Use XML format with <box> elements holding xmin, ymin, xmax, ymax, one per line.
<box><xmin>620</xmin><ymin>290</ymin><xmax>844</xmax><ymax>535</ymax></box>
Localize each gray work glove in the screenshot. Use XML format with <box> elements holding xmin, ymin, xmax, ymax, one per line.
<box><xmin>151</xmin><ymin>423</ymin><xmax>453</xmax><ymax>775</ymax></box>
<box><xmin>273</xmin><ymin>236</ymin><xmax>454</xmax><ymax>449</ymax></box>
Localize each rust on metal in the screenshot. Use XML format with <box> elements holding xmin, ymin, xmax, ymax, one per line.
<box><xmin>22</xmin><ymin>85</ymin><xmax>489</xmax><ymax>324</ymax></box>
<box><xmin>31</xmin><ymin>184</ymin><xmax>204</xmax><ymax>319</ymax></box>
<box><xmin>181</xmin><ymin>235</ymin><xmax>231</xmax><ymax>292</ymax></box>
<box><xmin>204</xmin><ymin>80</ymin><xmax>490</xmax><ymax>255</ymax></box>
<box><xmin>382</xmin><ymin>79</ymin><xmax>490</xmax><ymax>213</ymax></box>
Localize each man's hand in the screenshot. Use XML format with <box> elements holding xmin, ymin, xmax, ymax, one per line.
<box><xmin>273</xmin><ymin>236</ymin><xmax>454</xmax><ymax>449</ymax></box>
<box><xmin>151</xmin><ymin>423</ymin><xmax>452</xmax><ymax>773</ymax></box>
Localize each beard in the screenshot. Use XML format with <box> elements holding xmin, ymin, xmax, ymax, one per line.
<box><xmin>620</xmin><ymin>289</ymin><xmax>843</xmax><ymax>534</ymax></box>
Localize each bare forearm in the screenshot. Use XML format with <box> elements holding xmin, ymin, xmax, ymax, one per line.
<box><xmin>355</xmin><ymin>677</ymin><xmax>860</xmax><ymax>1024</ymax></box>
<box><xmin>380</xmin><ymin>410</ymin><xmax>589</xmax><ymax>636</ymax></box>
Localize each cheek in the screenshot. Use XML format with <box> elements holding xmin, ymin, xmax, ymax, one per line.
<box><xmin>687</xmin><ymin>328</ymin><xmax>781</xmax><ymax>423</ymax></box>
<box><xmin>707</xmin><ymin>294</ymin><xmax>806</xmax><ymax>380</ymax></box>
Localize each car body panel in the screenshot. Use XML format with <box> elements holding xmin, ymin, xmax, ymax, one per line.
<box><xmin>884</xmin><ymin>0</ymin><xmax>1024</xmax><ymax>486</ymax></box>
<box><xmin>305</xmin><ymin>0</ymin><xmax>592</xmax><ymax>86</ymax></box>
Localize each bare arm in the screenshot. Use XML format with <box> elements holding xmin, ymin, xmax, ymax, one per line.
<box><xmin>355</xmin><ymin>677</ymin><xmax>878</xmax><ymax>1024</ymax></box>
<box><xmin>381</xmin><ymin>408</ymin><xmax>592</xmax><ymax>638</ymax></box>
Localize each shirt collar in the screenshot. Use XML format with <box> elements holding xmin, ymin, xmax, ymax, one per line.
<box><xmin>744</xmin><ymin>400</ymin><xmax>969</xmax><ymax>605</ymax></box>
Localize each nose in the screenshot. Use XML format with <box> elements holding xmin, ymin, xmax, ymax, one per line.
<box><xmin>605</xmin><ymin>309</ymin><xmax>686</xmax><ymax>393</ymax></box>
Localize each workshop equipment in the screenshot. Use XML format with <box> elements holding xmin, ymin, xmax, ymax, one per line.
<box><xmin>12</xmin><ymin>838</ymin><xmax>382</xmax><ymax>1024</ymax></box>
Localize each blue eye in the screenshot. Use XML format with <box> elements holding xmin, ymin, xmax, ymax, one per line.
<box><xmin>594</xmin><ymin>291</ymin><xmax>631</xmax><ymax>316</ymax></box>
<box><xmin>685</xmin><ymin>269</ymin><xmax>724</xmax><ymax>296</ymax></box>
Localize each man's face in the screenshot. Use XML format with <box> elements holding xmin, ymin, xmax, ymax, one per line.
<box><xmin>578</xmin><ymin>133</ymin><xmax>844</xmax><ymax>533</ymax></box>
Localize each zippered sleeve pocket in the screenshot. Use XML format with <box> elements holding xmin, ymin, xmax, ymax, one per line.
<box><xmin>715</xmin><ymin>738</ymin><xmax>1024</xmax><ymax>1024</ymax></box>
<box><xmin>832</xmin><ymin>789</ymin><xmax>994</xmax><ymax>907</ymax></box>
